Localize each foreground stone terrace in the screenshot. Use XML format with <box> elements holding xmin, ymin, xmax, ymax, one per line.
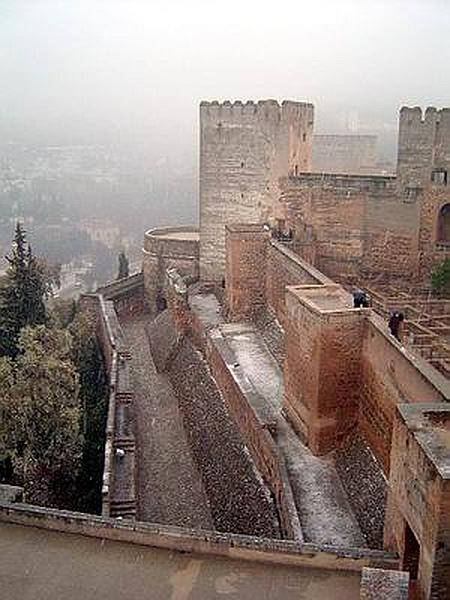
<box><xmin>0</xmin><ymin>521</ymin><xmax>362</xmax><ymax>600</ymax></box>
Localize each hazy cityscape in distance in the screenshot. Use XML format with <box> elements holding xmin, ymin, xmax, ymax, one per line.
<box><xmin>1</xmin><ymin>1</ymin><xmax>448</xmax><ymax>295</ymax></box>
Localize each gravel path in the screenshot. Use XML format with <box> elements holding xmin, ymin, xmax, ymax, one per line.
<box><xmin>122</xmin><ymin>315</ymin><xmax>213</xmax><ymax>529</ymax></box>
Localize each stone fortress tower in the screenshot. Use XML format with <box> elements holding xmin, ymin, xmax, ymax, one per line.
<box><xmin>199</xmin><ymin>100</ymin><xmax>314</xmax><ymax>281</ymax></box>
<box><xmin>397</xmin><ymin>106</ymin><xmax>450</xmax><ymax>190</ymax></box>
<box><xmin>396</xmin><ymin>107</ymin><xmax>450</xmax><ymax>276</ymax></box>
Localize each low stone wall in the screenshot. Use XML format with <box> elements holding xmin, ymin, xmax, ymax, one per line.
<box><xmin>207</xmin><ymin>330</ymin><xmax>302</xmax><ymax>541</ymax></box>
<box><xmin>266</xmin><ymin>241</ymin><xmax>331</xmax><ymax>328</ymax></box>
<box><xmin>97</xmin><ymin>272</ymin><xmax>145</xmax><ymax>320</ymax></box>
<box><xmin>0</xmin><ymin>502</ymin><xmax>399</xmax><ymax>573</ymax></box>
<box><xmin>89</xmin><ymin>295</ymin><xmax>137</xmax><ymax>518</ymax></box>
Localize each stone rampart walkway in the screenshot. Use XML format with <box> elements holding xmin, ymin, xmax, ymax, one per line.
<box><xmin>122</xmin><ymin>315</ymin><xmax>212</xmax><ymax>529</ymax></box>
<box><xmin>219</xmin><ymin>322</ymin><xmax>367</xmax><ymax>547</ymax></box>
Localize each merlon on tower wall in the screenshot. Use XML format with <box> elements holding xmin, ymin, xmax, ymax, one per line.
<box><xmin>199</xmin><ymin>99</ymin><xmax>314</xmax><ymax>281</ymax></box>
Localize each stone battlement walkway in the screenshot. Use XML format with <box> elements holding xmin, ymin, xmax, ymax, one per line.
<box><xmin>216</xmin><ymin>322</ymin><xmax>366</xmax><ymax>547</ymax></box>
<box><xmin>122</xmin><ymin>315</ymin><xmax>213</xmax><ymax>529</ymax></box>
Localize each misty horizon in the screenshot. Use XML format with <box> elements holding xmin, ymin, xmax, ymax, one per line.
<box><xmin>1</xmin><ymin>0</ymin><xmax>449</xmax><ymax>160</ymax></box>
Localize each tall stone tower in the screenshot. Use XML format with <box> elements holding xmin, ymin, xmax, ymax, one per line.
<box><xmin>397</xmin><ymin>106</ymin><xmax>450</xmax><ymax>189</ymax></box>
<box><xmin>199</xmin><ymin>99</ymin><xmax>314</xmax><ymax>281</ymax></box>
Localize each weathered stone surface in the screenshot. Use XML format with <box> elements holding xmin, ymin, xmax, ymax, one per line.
<box><xmin>385</xmin><ymin>405</ymin><xmax>450</xmax><ymax>600</ymax></box>
<box><xmin>335</xmin><ymin>434</ymin><xmax>387</xmax><ymax>549</ymax></box>
<box><xmin>284</xmin><ymin>284</ymin><xmax>366</xmax><ymax>454</ymax></box>
<box><xmin>169</xmin><ymin>337</ymin><xmax>281</xmax><ymax>538</ymax></box>
<box><xmin>360</xmin><ymin>567</ymin><xmax>409</xmax><ymax>599</ymax></box>
<box><xmin>142</xmin><ymin>226</ymin><xmax>199</xmax><ymax>314</ymax></box>
<box><xmin>313</xmin><ymin>134</ymin><xmax>378</xmax><ymax>175</ymax></box>
<box><xmin>199</xmin><ymin>100</ymin><xmax>314</xmax><ymax>281</ymax></box>
<box><xmin>225</xmin><ymin>224</ymin><xmax>269</xmax><ymax>321</ymax></box>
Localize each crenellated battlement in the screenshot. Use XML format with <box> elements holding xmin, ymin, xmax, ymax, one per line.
<box><xmin>200</xmin><ymin>99</ymin><xmax>314</xmax><ymax>125</ymax></box>
<box><xmin>399</xmin><ymin>106</ymin><xmax>450</xmax><ymax>125</ymax></box>
<box><xmin>400</xmin><ymin>106</ymin><xmax>437</xmax><ymax>124</ymax></box>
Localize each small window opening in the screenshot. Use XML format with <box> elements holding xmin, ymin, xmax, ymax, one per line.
<box><xmin>294</xmin><ymin>164</ymin><xmax>298</xmax><ymax>176</ymax></box>
<box><xmin>431</xmin><ymin>169</ymin><xmax>448</xmax><ymax>185</ymax></box>
<box><xmin>240</xmin><ymin>161</ymin><xmax>244</xmax><ymax>168</ymax></box>
<box><xmin>437</xmin><ymin>203</ymin><xmax>450</xmax><ymax>244</ymax></box>
<box><xmin>302</xmin><ymin>133</ymin><xmax>306</xmax><ymax>142</ymax></box>
<box><xmin>404</xmin><ymin>186</ymin><xmax>418</xmax><ymax>202</ymax></box>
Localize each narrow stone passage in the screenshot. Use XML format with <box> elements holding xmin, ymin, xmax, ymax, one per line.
<box><xmin>121</xmin><ymin>314</ymin><xmax>213</xmax><ymax>529</ymax></box>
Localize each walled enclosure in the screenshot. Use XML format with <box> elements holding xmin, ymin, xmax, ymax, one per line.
<box><xmin>199</xmin><ymin>100</ymin><xmax>314</xmax><ymax>281</ymax></box>
<box><xmin>275</xmin><ymin>107</ymin><xmax>450</xmax><ymax>284</ymax></box>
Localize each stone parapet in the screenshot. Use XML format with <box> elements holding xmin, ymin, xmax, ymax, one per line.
<box><xmin>0</xmin><ymin>501</ymin><xmax>399</xmax><ymax>573</ymax></box>
<box><xmin>85</xmin><ymin>295</ymin><xmax>136</xmax><ymax>519</ymax></box>
<box><xmin>284</xmin><ymin>284</ymin><xmax>368</xmax><ymax>454</ymax></box>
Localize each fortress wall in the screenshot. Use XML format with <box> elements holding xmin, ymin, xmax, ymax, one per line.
<box><xmin>384</xmin><ymin>406</ymin><xmax>450</xmax><ymax>600</ymax></box>
<box><xmin>97</xmin><ymin>272</ymin><xmax>145</xmax><ymax>320</ymax></box>
<box><xmin>142</xmin><ymin>227</ymin><xmax>199</xmax><ymax>314</ymax></box>
<box><xmin>359</xmin><ymin>316</ymin><xmax>449</xmax><ymax>475</ymax></box>
<box><xmin>85</xmin><ymin>296</ymin><xmax>136</xmax><ymax>519</ymax></box>
<box><xmin>225</xmin><ymin>224</ymin><xmax>270</xmax><ymax>321</ymax></box>
<box><xmin>280</xmin><ymin>174</ymin><xmax>421</xmax><ymax>281</ymax></box>
<box><xmin>284</xmin><ymin>285</ymin><xmax>366</xmax><ymax>455</ymax></box>
<box><xmin>397</xmin><ymin>107</ymin><xmax>450</xmax><ymax>189</ymax></box>
<box><xmin>361</xmin><ymin>192</ymin><xmax>420</xmax><ymax>279</ymax></box>
<box><xmin>418</xmin><ymin>186</ymin><xmax>450</xmax><ymax>278</ymax></box>
<box><xmin>312</xmin><ymin>135</ymin><xmax>377</xmax><ymax>175</ymax></box>
<box><xmin>207</xmin><ymin>331</ymin><xmax>303</xmax><ymax>541</ymax></box>
<box><xmin>266</xmin><ymin>240</ymin><xmax>331</xmax><ymax>328</ymax></box>
<box><xmin>200</xmin><ymin>100</ymin><xmax>314</xmax><ymax>281</ymax></box>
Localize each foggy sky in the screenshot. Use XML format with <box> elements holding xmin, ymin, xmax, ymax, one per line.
<box><xmin>1</xmin><ymin>0</ymin><xmax>449</xmax><ymax>155</ymax></box>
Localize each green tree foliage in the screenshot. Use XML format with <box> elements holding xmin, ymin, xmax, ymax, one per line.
<box><xmin>0</xmin><ymin>326</ymin><xmax>80</xmax><ymax>506</ymax></box>
<box><xmin>0</xmin><ymin>223</ymin><xmax>108</xmax><ymax>511</ymax></box>
<box><xmin>431</xmin><ymin>259</ymin><xmax>450</xmax><ymax>296</ymax></box>
<box><xmin>69</xmin><ymin>312</ymin><xmax>108</xmax><ymax>513</ymax></box>
<box><xmin>117</xmin><ymin>250</ymin><xmax>129</xmax><ymax>279</ymax></box>
<box><xmin>0</xmin><ymin>223</ymin><xmax>53</xmax><ymax>357</ymax></box>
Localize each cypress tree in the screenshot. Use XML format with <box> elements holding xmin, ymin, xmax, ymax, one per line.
<box><xmin>117</xmin><ymin>250</ymin><xmax>129</xmax><ymax>279</ymax></box>
<box><xmin>0</xmin><ymin>223</ymin><xmax>49</xmax><ymax>357</ymax></box>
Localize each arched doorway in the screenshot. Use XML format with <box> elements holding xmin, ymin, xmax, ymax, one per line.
<box><xmin>437</xmin><ymin>203</ymin><xmax>450</xmax><ymax>244</ymax></box>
